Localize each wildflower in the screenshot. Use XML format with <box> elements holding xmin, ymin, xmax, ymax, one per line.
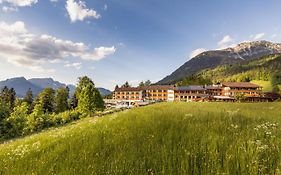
<box><xmin>184</xmin><ymin>113</ymin><xmax>193</xmax><ymax>117</ymax></box>
<box><xmin>230</xmin><ymin>124</ymin><xmax>239</xmax><ymax>129</ymax></box>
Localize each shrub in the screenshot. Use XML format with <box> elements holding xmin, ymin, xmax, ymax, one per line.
<box><xmin>4</xmin><ymin>102</ymin><xmax>29</xmax><ymax>138</ymax></box>
<box><xmin>27</xmin><ymin>103</ymin><xmax>52</xmax><ymax>132</ymax></box>
<box><xmin>51</xmin><ymin>110</ymin><xmax>81</xmax><ymax>126</ymax></box>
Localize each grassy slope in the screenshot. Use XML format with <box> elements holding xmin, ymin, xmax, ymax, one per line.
<box><xmin>1</xmin><ymin>102</ymin><xmax>281</xmax><ymax>174</ymax></box>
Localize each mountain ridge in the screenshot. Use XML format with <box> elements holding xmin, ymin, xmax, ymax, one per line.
<box><xmin>158</xmin><ymin>40</ymin><xmax>281</xmax><ymax>84</ymax></box>
<box><xmin>176</xmin><ymin>54</ymin><xmax>281</xmax><ymax>93</ymax></box>
<box><xmin>0</xmin><ymin>77</ymin><xmax>111</xmax><ymax>97</ymax></box>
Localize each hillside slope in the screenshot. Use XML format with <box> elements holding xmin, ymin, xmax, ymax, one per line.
<box><xmin>1</xmin><ymin>102</ymin><xmax>281</xmax><ymax>174</ymax></box>
<box><xmin>158</xmin><ymin>41</ymin><xmax>281</xmax><ymax>84</ymax></box>
<box><xmin>175</xmin><ymin>54</ymin><xmax>281</xmax><ymax>92</ymax></box>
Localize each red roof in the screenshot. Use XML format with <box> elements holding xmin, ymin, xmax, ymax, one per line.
<box><xmin>222</xmin><ymin>82</ymin><xmax>261</xmax><ymax>88</ymax></box>
<box><xmin>141</xmin><ymin>85</ymin><xmax>175</xmax><ymax>90</ymax></box>
<box><xmin>115</xmin><ymin>87</ymin><xmax>142</xmax><ymax>92</ymax></box>
<box><xmin>115</xmin><ymin>85</ymin><xmax>175</xmax><ymax>92</ymax></box>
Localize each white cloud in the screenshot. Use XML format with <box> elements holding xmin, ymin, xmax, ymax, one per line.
<box><xmin>218</xmin><ymin>35</ymin><xmax>235</xmax><ymax>49</ymax></box>
<box><xmin>2</xmin><ymin>6</ymin><xmax>18</xmax><ymax>12</ymax></box>
<box><xmin>250</xmin><ymin>33</ymin><xmax>265</xmax><ymax>40</ymax></box>
<box><xmin>189</xmin><ymin>48</ymin><xmax>207</xmax><ymax>58</ymax></box>
<box><xmin>66</xmin><ymin>0</ymin><xmax>101</xmax><ymax>22</ymax></box>
<box><xmin>82</xmin><ymin>46</ymin><xmax>116</xmax><ymax>61</ymax></box>
<box><xmin>0</xmin><ymin>21</ymin><xmax>116</xmax><ymax>72</ymax></box>
<box><xmin>0</xmin><ymin>0</ymin><xmax>38</xmax><ymax>7</ymax></box>
<box><xmin>64</xmin><ymin>62</ymin><xmax>82</xmax><ymax>70</ymax></box>
<box><xmin>50</xmin><ymin>0</ymin><xmax>58</xmax><ymax>2</ymax></box>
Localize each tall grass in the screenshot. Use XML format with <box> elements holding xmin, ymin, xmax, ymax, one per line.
<box><xmin>1</xmin><ymin>102</ymin><xmax>281</xmax><ymax>174</ymax></box>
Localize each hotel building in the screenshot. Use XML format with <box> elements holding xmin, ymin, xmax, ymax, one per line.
<box><xmin>113</xmin><ymin>82</ymin><xmax>272</xmax><ymax>103</ymax></box>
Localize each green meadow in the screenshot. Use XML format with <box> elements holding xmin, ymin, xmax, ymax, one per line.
<box><xmin>1</xmin><ymin>102</ymin><xmax>281</xmax><ymax>175</ymax></box>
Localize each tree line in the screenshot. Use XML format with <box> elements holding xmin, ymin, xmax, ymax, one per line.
<box><xmin>0</xmin><ymin>76</ymin><xmax>104</xmax><ymax>141</ymax></box>
<box><xmin>114</xmin><ymin>80</ymin><xmax>152</xmax><ymax>89</ymax></box>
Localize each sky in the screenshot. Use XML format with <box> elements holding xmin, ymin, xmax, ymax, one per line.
<box><xmin>0</xmin><ymin>0</ymin><xmax>281</xmax><ymax>90</ymax></box>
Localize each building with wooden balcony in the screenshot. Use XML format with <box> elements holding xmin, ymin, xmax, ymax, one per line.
<box><xmin>142</xmin><ymin>85</ymin><xmax>175</xmax><ymax>101</ymax></box>
<box><xmin>221</xmin><ymin>82</ymin><xmax>262</xmax><ymax>97</ymax></box>
<box><xmin>113</xmin><ymin>87</ymin><xmax>142</xmax><ymax>101</ymax></box>
<box><xmin>205</xmin><ymin>85</ymin><xmax>223</xmax><ymax>96</ymax></box>
<box><xmin>174</xmin><ymin>86</ymin><xmax>209</xmax><ymax>102</ymax></box>
<box><xmin>112</xmin><ymin>82</ymin><xmax>274</xmax><ymax>103</ymax></box>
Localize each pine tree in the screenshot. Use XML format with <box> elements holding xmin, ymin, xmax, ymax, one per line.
<box><xmin>0</xmin><ymin>86</ymin><xmax>10</xmax><ymax>105</ymax></box>
<box><xmin>55</xmin><ymin>87</ymin><xmax>69</xmax><ymax>113</ymax></box>
<box><xmin>23</xmin><ymin>88</ymin><xmax>33</xmax><ymax>106</ymax></box>
<box><xmin>8</xmin><ymin>88</ymin><xmax>16</xmax><ymax>110</ymax></box>
<box><xmin>138</xmin><ymin>81</ymin><xmax>145</xmax><ymax>87</ymax></box>
<box><xmin>144</xmin><ymin>80</ymin><xmax>152</xmax><ymax>86</ymax></box>
<box><xmin>0</xmin><ymin>99</ymin><xmax>10</xmax><ymax>138</ymax></box>
<box><xmin>121</xmin><ymin>81</ymin><xmax>130</xmax><ymax>88</ymax></box>
<box><xmin>93</xmin><ymin>88</ymin><xmax>105</xmax><ymax>111</ymax></box>
<box><xmin>69</xmin><ymin>94</ymin><xmax>78</xmax><ymax>109</ymax></box>
<box><xmin>0</xmin><ymin>86</ymin><xmax>16</xmax><ymax>110</ymax></box>
<box><xmin>37</xmin><ymin>88</ymin><xmax>55</xmax><ymax>113</ymax></box>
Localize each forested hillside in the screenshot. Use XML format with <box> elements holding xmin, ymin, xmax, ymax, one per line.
<box><xmin>177</xmin><ymin>54</ymin><xmax>281</xmax><ymax>93</ymax></box>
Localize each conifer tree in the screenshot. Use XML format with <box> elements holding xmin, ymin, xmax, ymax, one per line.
<box><xmin>37</xmin><ymin>88</ymin><xmax>55</xmax><ymax>113</ymax></box>
<box><xmin>138</xmin><ymin>81</ymin><xmax>145</xmax><ymax>87</ymax></box>
<box><xmin>93</xmin><ymin>88</ymin><xmax>105</xmax><ymax>111</ymax></box>
<box><xmin>121</xmin><ymin>81</ymin><xmax>130</xmax><ymax>88</ymax></box>
<box><xmin>0</xmin><ymin>86</ymin><xmax>16</xmax><ymax>110</ymax></box>
<box><xmin>8</xmin><ymin>88</ymin><xmax>16</xmax><ymax>110</ymax></box>
<box><xmin>144</xmin><ymin>80</ymin><xmax>152</xmax><ymax>86</ymax></box>
<box><xmin>0</xmin><ymin>99</ymin><xmax>10</xmax><ymax>138</ymax></box>
<box><xmin>23</xmin><ymin>88</ymin><xmax>33</xmax><ymax>106</ymax></box>
<box><xmin>55</xmin><ymin>87</ymin><xmax>69</xmax><ymax>113</ymax></box>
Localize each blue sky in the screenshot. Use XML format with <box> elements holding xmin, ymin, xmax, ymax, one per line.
<box><xmin>0</xmin><ymin>0</ymin><xmax>281</xmax><ymax>90</ymax></box>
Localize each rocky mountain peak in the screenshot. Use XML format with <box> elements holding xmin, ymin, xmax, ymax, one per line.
<box><xmin>225</xmin><ymin>40</ymin><xmax>281</xmax><ymax>53</ymax></box>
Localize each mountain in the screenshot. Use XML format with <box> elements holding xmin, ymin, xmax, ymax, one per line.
<box><xmin>0</xmin><ymin>77</ymin><xmax>111</xmax><ymax>97</ymax></box>
<box><xmin>0</xmin><ymin>77</ymin><xmax>42</xmax><ymax>98</ymax></box>
<box><xmin>177</xmin><ymin>54</ymin><xmax>281</xmax><ymax>92</ymax></box>
<box><xmin>97</xmin><ymin>87</ymin><xmax>112</xmax><ymax>96</ymax></box>
<box><xmin>158</xmin><ymin>41</ymin><xmax>281</xmax><ymax>84</ymax></box>
<box><xmin>28</xmin><ymin>78</ymin><xmax>66</xmax><ymax>90</ymax></box>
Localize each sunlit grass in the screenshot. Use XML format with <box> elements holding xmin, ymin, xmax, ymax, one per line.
<box><xmin>1</xmin><ymin>102</ymin><xmax>281</xmax><ymax>174</ymax></box>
